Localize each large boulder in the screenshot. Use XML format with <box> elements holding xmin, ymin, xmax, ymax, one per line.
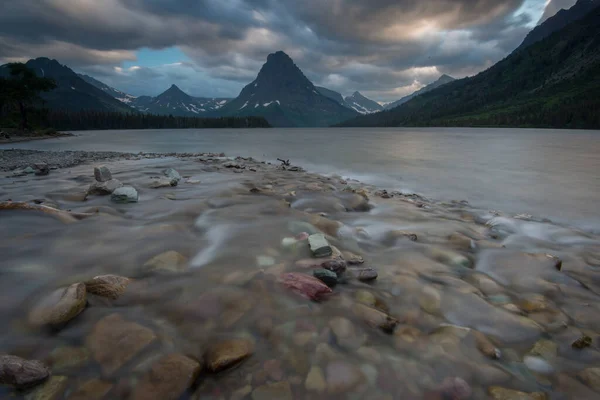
<box><xmin>28</xmin><ymin>283</ymin><xmax>87</xmax><ymax>327</ymax></box>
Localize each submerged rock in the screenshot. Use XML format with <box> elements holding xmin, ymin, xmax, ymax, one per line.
<box><xmin>28</xmin><ymin>283</ymin><xmax>87</xmax><ymax>327</ymax></box>
<box><xmin>577</xmin><ymin>368</ymin><xmax>600</xmax><ymax>392</ymax></box>
<box><xmin>352</xmin><ymin>303</ymin><xmax>398</xmax><ymax>333</ymax></box>
<box><xmin>308</xmin><ymin>233</ymin><xmax>333</xmax><ymax>258</ymax></box>
<box><xmin>329</xmin><ymin>317</ymin><xmax>367</xmax><ymax>349</ymax></box>
<box><xmin>88</xmin><ymin>179</ymin><xmax>123</xmax><ymax>195</ymax></box>
<box><xmin>252</xmin><ymin>381</ymin><xmax>293</xmax><ymax>400</ymax></box>
<box><xmin>67</xmin><ymin>379</ymin><xmax>113</xmax><ymax>400</ymax></box>
<box><xmin>84</xmin><ymin>274</ymin><xmax>131</xmax><ymax>299</ymax></box>
<box><xmin>131</xmin><ymin>354</ymin><xmax>201</xmax><ymax>400</ymax></box>
<box><xmin>313</xmin><ymin>269</ymin><xmax>338</xmax><ymax>287</ymax></box>
<box><xmin>305</xmin><ymin>366</ymin><xmax>326</xmax><ymax>392</ymax></box>
<box><xmin>33</xmin><ymin>163</ymin><xmax>50</xmax><ymax>176</ymax></box>
<box><xmin>326</xmin><ymin>360</ymin><xmax>365</xmax><ymax>393</ymax></box>
<box><xmin>24</xmin><ymin>375</ymin><xmax>68</xmax><ymax>400</ymax></box>
<box><xmin>143</xmin><ymin>251</ymin><xmax>188</xmax><ymax>273</ymax></box>
<box><xmin>94</xmin><ymin>166</ymin><xmax>112</xmax><ymax>182</ymax></box>
<box><xmin>204</xmin><ymin>339</ymin><xmax>254</xmax><ymax>373</ymax></box>
<box><xmin>111</xmin><ymin>186</ymin><xmax>138</xmax><ymax>203</ymax></box>
<box><xmin>86</xmin><ymin>313</ymin><xmax>157</xmax><ymax>376</ymax></box>
<box><xmin>488</xmin><ymin>386</ymin><xmax>547</xmax><ymax>399</ymax></box>
<box><xmin>48</xmin><ymin>346</ymin><xmax>90</xmax><ymax>373</ymax></box>
<box><xmin>149</xmin><ymin>177</ymin><xmax>177</xmax><ymax>188</ymax></box>
<box><xmin>348</xmin><ymin>267</ymin><xmax>378</xmax><ymax>282</ymax></box>
<box><xmin>0</xmin><ymin>355</ymin><xmax>49</xmax><ymax>389</ymax></box>
<box><xmin>279</xmin><ymin>272</ymin><xmax>333</xmax><ymax>301</ymax></box>
<box><xmin>162</xmin><ymin>168</ymin><xmax>182</xmax><ymax>183</ymax></box>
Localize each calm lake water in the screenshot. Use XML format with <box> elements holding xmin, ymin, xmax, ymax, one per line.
<box><xmin>3</xmin><ymin>127</ymin><xmax>600</xmax><ymax>230</ymax></box>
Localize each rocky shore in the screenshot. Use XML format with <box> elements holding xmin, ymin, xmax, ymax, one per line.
<box><xmin>1</xmin><ymin>151</ymin><xmax>599</xmax><ymax>399</ymax></box>
<box><xmin>0</xmin><ymin>129</ymin><xmax>74</xmax><ymax>144</ymax></box>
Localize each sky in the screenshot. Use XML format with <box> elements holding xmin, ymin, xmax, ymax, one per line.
<box><xmin>0</xmin><ymin>0</ymin><xmax>579</xmax><ymax>103</ymax></box>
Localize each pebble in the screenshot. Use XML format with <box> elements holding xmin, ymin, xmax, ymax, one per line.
<box><xmin>419</xmin><ymin>286</ymin><xmax>442</xmax><ymax>315</ymax></box>
<box><xmin>111</xmin><ymin>186</ymin><xmax>138</xmax><ymax>203</ymax></box>
<box><xmin>252</xmin><ymin>381</ymin><xmax>293</xmax><ymax>400</ymax></box>
<box><xmin>143</xmin><ymin>251</ymin><xmax>188</xmax><ymax>273</ymax></box>
<box><xmin>313</xmin><ymin>268</ymin><xmax>338</xmax><ymax>287</ymax></box>
<box><xmin>131</xmin><ymin>354</ymin><xmax>201</xmax><ymax>400</ymax></box>
<box><xmin>204</xmin><ymin>339</ymin><xmax>254</xmax><ymax>373</ymax></box>
<box><xmin>488</xmin><ymin>386</ymin><xmax>547</xmax><ymax>400</ymax></box>
<box><xmin>326</xmin><ymin>360</ymin><xmax>365</xmax><ymax>394</ymax></box>
<box><xmin>84</xmin><ymin>274</ymin><xmax>131</xmax><ymax>299</ymax></box>
<box><xmin>86</xmin><ymin>313</ymin><xmax>157</xmax><ymax>376</ymax></box>
<box><xmin>24</xmin><ymin>375</ymin><xmax>68</xmax><ymax>400</ymax></box>
<box><xmin>94</xmin><ymin>165</ymin><xmax>112</xmax><ymax>182</ymax></box>
<box><xmin>279</xmin><ymin>272</ymin><xmax>333</xmax><ymax>301</ymax></box>
<box><xmin>305</xmin><ymin>366</ymin><xmax>326</xmax><ymax>392</ymax></box>
<box><xmin>28</xmin><ymin>283</ymin><xmax>87</xmax><ymax>327</ymax></box>
<box><xmin>355</xmin><ymin>290</ymin><xmax>377</xmax><ymax>307</ymax></box>
<box><xmin>524</xmin><ymin>355</ymin><xmax>554</xmax><ymax>375</ymax></box>
<box><xmin>352</xmin><ymin>304</ymin><xmax>398</xmax><ymax>333</ymax></box>
<box><xmin>308</xmin><ymin>233</ymin><xmax>333</xmax><ymax>257</ymax></box>
<box><xmin>0</xmin><ymin>355</ymin><xmax>49</xmax><ymax>389</ymax></box>
<box><xmin>349</xmin><ymin>267</ymin><xmax>378</xmax><ymax>282</ymax></box>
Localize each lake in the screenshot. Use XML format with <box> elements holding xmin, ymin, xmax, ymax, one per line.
<box><xmin>4</xmin><ymin>127</ymin><xmax>600</xmax><ymax>231</ymax></box>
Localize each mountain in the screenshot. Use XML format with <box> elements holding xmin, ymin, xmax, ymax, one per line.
<box><xmin>384</xmin><ymin>74</ymin><xmax>455</xmax><ymax>110</ymax></box>
<box><xmin>517</xmin><ymin>0</ymin><xmax>599</xmax><ymax>51</ymax></box>
<box><xmin>217</xmin><ymin>51</ymin><xmax>358</xmax><ymax>127</ymax></box>
<box><xmin>126</xmin><ymin>84</ymin><xmax>228</xmax><ymax>116</ymax></box>
<box><xmin>338</xmin><ymin>4</ymin><xmax>600</xmax><ymax>129</ymax></box>
<box><xmin>78</xmin><ymin>74</ymin><xmax>137</xmax><ymax>104</ymax></box>
<box><xmin>0</xmin><ymin>58</ymin><xmax>134</xmax><ymax>113</ymax></box>
<box><xmin>344</xmin><ymin>91</ymin><xmax>383</xmax><ymax>114</ymax></box>
<box><xmin>316</xmin><ymin>86</ymin><xmax>346</xmax><ymax>106</ymax></box>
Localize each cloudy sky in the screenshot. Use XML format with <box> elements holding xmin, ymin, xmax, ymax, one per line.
<box><xmin>0</xmin><ymin>0</ymin><xmax>578</xmax><ymax>102</ymax></box>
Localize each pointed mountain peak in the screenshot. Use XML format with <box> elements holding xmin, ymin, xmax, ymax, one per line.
<box><xmin>351</xmin><ymin>91</ymin><xmax>362</xmax><ymax>97</ymax></box>
<box><xmin>439</xmin><ymin>74</ymin><xmax>454</xmax><ymax>81</ymax></box>
<box><xmin>156</xmin><ymin>84</ymin><xmax>192</xmax><ymax>101</ymax></box>
<box><xmin>266</xmin><ymin>51</ymin><xmax>294</xmax><ymax>64</ymax></box>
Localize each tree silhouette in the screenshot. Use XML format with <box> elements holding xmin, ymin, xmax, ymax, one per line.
<box><xmin>0</xmin><ymin>63</ymin><xmax>56</xmax><ymax>130</ymax></box>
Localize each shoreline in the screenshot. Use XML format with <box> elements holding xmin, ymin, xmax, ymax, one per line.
<box><xmin>0</xmin><ymin>130</ymin><xmax>74</xmax><ymax>144</ymax></box>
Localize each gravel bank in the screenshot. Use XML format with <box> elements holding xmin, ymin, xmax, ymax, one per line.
<box><xmin>0</xmin><ymin>149</ymin><xmax>222</xmax><ymax>172</ymax></box>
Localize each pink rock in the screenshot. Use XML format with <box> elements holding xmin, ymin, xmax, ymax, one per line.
<box><xmin>438</xmin><ymin>377</ymin><xmax>472</xmax><ymax>400</ymax></box>
<box><xmin>295</xmin><ymin>232</ymin><xmax>310</xmax><ymax>241</ymax></box>
<box><xmin>279</xmin><ymin>273</ymin><xmax>333</xmax><ymax>301</ymax></box>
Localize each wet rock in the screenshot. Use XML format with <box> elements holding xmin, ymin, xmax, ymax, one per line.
<box><xmin>204</xmin><ymin>338</ymin><xmax>254</xmax><ymax>373</ymax></box>
<box><xmin>48</xmin><ymin>346</ymin><xmax>90</xmax><ymax>372</ymax></box>
<box><xmin>263</xmin><ymin>359</ymin><xmax>284</xmax><ymax>381</ymax></box>
<box><xmin>256</xmin><ymin>255</ymin><xmax>276</xmax><ymax>267</ymax></box>
<box><xmin>149</xmin><ymin>177</ymin><xmax>177</xmax><ymax>188</ymax></box>
<box><xmin>342</xmin><ymin>251</ymin><xmax>365</xmax><ymax>265</ymax></box>
<box><xmin>288</xmin><ymin>221</ymin><xmax>319</xmax><ymax>235</ymax></box>
<box><xmin>24</xmin><ymin>376</ymin><xmax>68</xmax><ymax>400</ymax></box>
<box><xmin>279</xmin><ymin>272</ymin><xmax>333</xmax><ymax>301</ymax></box>
<box><xmin>88</xmin><ymin>179</ymin><xmax>123</xmax><ymax>195</ymax></box>
<box><xmin>355</xmin><ymin>290</ymin><xmax>376</xmax><ymax>307</ymax></box>
<box><xmin>252</xmin><ymin>381</ymin><xmax>293</xmax><ymax>400</ymax></box>
<box><xmin>67</xmin><ymin>379</ymin><xmax>113</xmax><ymax>400</ymax></box>
<box><xmin>308</xmin><ymin>233</ymin><xmax>333</xmax><ymax>258</ymax></box>
<box><xmin>436</xmin><ymin>377</ymin><xmax>472</xmax><ymax>400</ymax></box>
<box><xmin>23</xmin><ymin>166</ymin><xmax>36</xmax><ymax>174</ymax></box>
<box><xmin>488</xmin><ymin>386</ymin><xmax>547</xmax><ymax>399</ymax></box>
<box><xmin>162</xmin><ymin>168</ymin><xmax>181</xmax><ymax>183</ymax></box>
<box><xmin>329</xmin><ymin>317</ymin><xmax>367</xmax><ymax>349</ymax></box>
<box><xmin>143</xmin><ymin>251</ymin><xmax>188</xmax><ymax>273</ymax></box>
<box><xmin>305</xmin><ymin>366</ymin><xmax>326</xmax><ymax>392</ymax></box>
<box><xmin>111</xmin><ymin>186</ymin><xmax>138</xmax><ymax>203</ymax></box>
<box><xmin>466</xmin><ymin>273</ymin><xmax>504</xmax><ymax>296</ymax></box>
<box><xmin>326</xmin><ymin>360</ymin><xmax>365</xmax><ymax>393</ymax></box>
<box><xmin>0</xmin><ymin>355</ymin><xmax>49</xmax><ymax>389</ymax></box>
<box><xmin>131</xmin><ymin>354</ymin><xmax>201</xmax><ymax>400</ymax></box>
<box><xmin>523</xmin><ymin>356</ymin><xmax>554</xmax><ymax>375</ymax></box>
<box><xmin>419</xmin><ymin>286</ymin><xmax>442</xmax><ymax>315</ymax></box>
<box><xmin>34</xmin><ymin>163</ymin><xmax>50</xmax><ymax>176</ymax></box>
<box><xmin>313</xmin><ymin>269</ymin><xmax>338</xmax><ymax>287</ymax></box>
<box><xmin>518</xmin><ymin>295</ymin><xmax>551</xmax><ymax>313</ymax></box>
<box><xmin>528</xmin><ymin>340</ymin><xmax>557</xmax><ymax>360</ymax></box>
<box><xmin>84</xmin><ymin>274</ymin><xmax>131</xmax><ymax>299</ymax></box>
<box><xmin>94</xmin><ymin>166</ymin><xmax>112</xmax><ymax>182</ymax></box>
<box><xmin>429</xmin><ymin>247</ymin><xmax>471</xmax><ymax>268</ymax></box>
<box><xmin>310</xmin><ymin>215</ymin><xmax>342</xmax><ymax>237</ymax></box>
<box><xmin>86</xmin><ymin>313</ymin><xmax>157</xmax><ymax>376</ymax></box>
<box><xmin>387</xmin><ymin>230</ymin><xmax>418</xmax><ymax>243</ymax></box>
<box><xmin>572</xmin><ymin>335</ymin><xmax>592</xmax><ymax>349</ymax></box>
<box><xmin>577</xmin><ymin>368</ymin><xmax>600</xmax><ymax>392</ymax></box>
<box><xmin>348</xmin><ymin>267</ymin><xmax>378</xmax><ymax>282</ymax></box>
<box><xmin>28</xmin><ymin>283</ymin><xmax>87</xmax><ymax>327</ymax></box>
<box><xmin>353</xmin><ymin>304</ymin><xmax>398</xmax><ymax>333</ymax></box>
<box><xmin>231</xmin><ymin>385</ymin><xmax>252</xmax><ymax>400</ymax></box>
<box><xmin>473</xmin><ymin>331</ymin><xmax>501</xmax><ymax>359</ymax></box>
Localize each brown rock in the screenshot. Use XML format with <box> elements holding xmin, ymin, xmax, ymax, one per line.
<box><xmin>252</xmin><ymin>381</ymin><xmax>293</xmax><ymax>400</ymax></box>
<box><xmin>48</xmin><ymin>346</ymin><xmax>90</xmax><ymax>372</ymax></box>
<box><xmin>352</xmin><ymin>303</ymin><xmax>398</xmax><ymax>333</ymax></box>
<box><xmin>86</xmin><ymin>313</ymin><xmax>157</xmax><ymax>376</ymax></box>
<box><xmin>473</xmin><ymin>331</ymin><xmax>501</xmax><ymax>359</ymax></box>
<box><xmin>24</xmin><ymin>376</ymin><xmax>68</xmax><ymax>400</ymax></box>
<box><xmin>329</xmin><ymin>317</ymin><xmax>367</xmax><ymax>350</ymax></box>
<box><xmin>278</xmin><ymin>272</ymin><xmax>333</xmax><ymax>301</ymax></box>
<box><xmin>0</xmin><ymin>355</ymin><xmax>49</xmax><ymax>389</ymax></box>
<box><xmin>449</xmin><ymin>232</ymin><xmax>475</xmax><ymax>250</ymax></box>
<box><xmin>577</xmin><ymin>368</ymin><xmax>600</xmax><ymax>392</ymax></box>
<box><xmin>28</xmin><ymin>283</ymin><xmax>87</xmax><ymax>327</ymax></box>
<box><xmin>67</xmin><ymin>379</ymin><xmax>113</xmax><ymax>400</ymax></box>
<box><xmin>342</xmin><ymin>251</ymin><xmax>365</xmax><ymax>265</ymax></box>
<box><xmin>348</xmin><ymin>267</ymin><xmax>378</xmax><ymax>282</ymax></box>
<box><xmin>488</xmin><ymin>386</ymin><xmax>547</xmax><ymax>400</ymax></box>
<box><xmin>305</xmin><ymin>366</ymin><xmax>326</xmax><ymax>392</ymax></box>
<box><xmin>143</xmin><ymin>251</ymin><xmax>188</xmax><ymax>273</ymax></box>
<box><xmin>204</xmin><ymin>338</ymin><xmax>254</xmax><ymax>373</ymax></box>
<box><xmin>85</xmin><ymin>275</ymin><xmax>131</xmax><ymax>299</ymax></box>
<box><xmin>131</xmin><ymin>354</ymin><xmax>201</xmax><ymax>400</ymax></box>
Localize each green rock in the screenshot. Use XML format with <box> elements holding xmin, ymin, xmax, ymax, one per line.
<box><xmin>308</xmin><ymin>234</ymin><xmax>332</xmax><ymax>258</ymax></box>
<box><xmin>313</xmin><ymin>269</ymin><xmax>338</xmax><ymax>287</ymax></box>
<box><xmin>355</xmin><ymin>290</ymin><xmax>376</xmax><ymax>307</ymax></box>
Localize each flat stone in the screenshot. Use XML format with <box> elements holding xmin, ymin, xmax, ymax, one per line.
<box><xmin>162</xmin><ymin>168</ymin><xmax>182</xmax><ymax>183</ymax></box>
<box><xmin>88</xmin><ymin>179</ymin><xmax>123</xmax><ymax>195</ymax></box>
<box><xmin>252</xmin><ymin>381</ymin><xmax>293</xmax><ymax>400</ymax></box>
<box><xmin>313</xmin><ymin>269</ymin><xmax>338</xmax><ymax>287</ymax></box>
<box><xmin>24</xmin><ymin>376</ymin><xmax>68</xmax><ymax>400</ymax></box>
<box><xmin>94</xmin><ymin>166</ymin><xmax>112</xmax><ymax>182</ymax></box>
<box><xmin>143</xmin><ymin>251</ymin><xmax>188</xmax><ymax>273</ymax></box>
<box><xmin>348</xmin><ymin>267</ymin><xmax>378</xmax><ymax>282</ymax></box>
<box><xmin>84</xmin><ymin>274</ymin><xmax>131</xmax><ymax>299</ymax></box>
<box><xmin>131</xmin><ymin>354</ymin><xmax>201</xmax><ymax>400</ymax></box>
<box><xmin>204</xmin><ymin>339</ymin><xmax>254</xmax><ymax>373</ymax></box>
<box><xmin>308</xmin><ymin>233</ymin><xmax>333</xmax><ymax>258</ymax></box>
<box><xmin>326</xmin><ymin>360</ymin><xmax>365</xmax><ymax>394</ymax></box>
<box><xmin>149</xmin><ymin>177</ymin><xmax>177</xmax><ymax>188</ymax></box>
<box><xmin>67</xmin><ymin>379</ymin><xmax>113</xmax><ymax>400</ymax></box>
<box><xmin>28</xmin><ymin>283</ymin><xmax>87</xmax><ymax>327</ymax></box>
<box><xmin>34</xmin><ymin>163</ymin><xmax>50</xmax><ymax>176</ymax></box>
<box><xmin>0</xmin><ymin>355</ymin><xmax>49</xmax><ymax>389</ymax></box>
<box><xmin>488</xmin><ymin>386</ymin><xmax>547</xmax><ymax>400</ymax></box>
<box><xmin>352</xmin><ymin>304</ymin><xmax>398</xmax><ymax>333</ymax></box>
<box><xmin>577</xmin><ymin>367</ymin><xmax>600</xmax><ymax>392</ymax></box>
<box><xmin>111</xmin><ymin>186</ymin><xmax>138</xmax><ymax>203</ymax></box>
<box><xmin>86</xmin><ymin>313</ymin><xmax>157</xmax><ymax>376</ymax></box>
<box><xmin>279</xmin><ymin>272</ymin><xmax>333</xmax><ymax>301</ymax></box>
<box><xmin>48</xmin><ymin>346</ymin><xmax>90</xmax><ymax>373</ymax></box>
<box><xmin>329</xmin><ymin>317</ymin><xmax>367</xmax><ymax>349</ymax></box>
<box><xmin>305</xmin><ymin>366</ymin><xmax>326</xmax><ymax>392</ymax></box>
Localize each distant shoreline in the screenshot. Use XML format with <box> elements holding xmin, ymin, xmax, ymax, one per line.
<box><xmin>0</xmin><ymin>129</ymin><xmax>74</xmax><ymax>144</ymax></box>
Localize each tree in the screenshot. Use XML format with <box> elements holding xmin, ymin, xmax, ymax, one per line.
<box><xmin>0</xmin><ymin>63</ymin><xmax>56</xmax><ymax>130</ymax></box>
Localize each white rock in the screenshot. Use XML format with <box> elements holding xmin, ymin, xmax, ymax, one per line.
<box><xmin>162</xmin><ymin>168</ymin><xmax>181</xmax><ymax>183</ymax></box>
<box><xmin>111</xmin><ymin>186</ymin><xmax>138</xmax><ymax>203</ymax></box>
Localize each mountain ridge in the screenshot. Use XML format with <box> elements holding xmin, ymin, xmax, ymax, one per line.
<box><xmin>384</xmin><ymin>74</ymin><xmax>455</xmax><ymax>110</ymax></box>
<box><xmin>344</xmin><ymin>91</ymin><xmax>383</xmax><ymax>114</ymax></box>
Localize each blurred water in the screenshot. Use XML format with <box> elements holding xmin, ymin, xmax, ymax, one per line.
<box><xmin>3</xmin><ymin>127</ymin><xmax>600</xmax><ymax>230</ymax></box>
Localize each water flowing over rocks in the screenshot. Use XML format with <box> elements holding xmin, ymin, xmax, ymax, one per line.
<box><xmin>111</xmin><ymin>186</ymin><xmax>138</xmax><ymax>203</ymax></box>
<box><xmin>1</xmin><ymin>151</ymin><xmax>600</xmax><ymax>399</ymax></box>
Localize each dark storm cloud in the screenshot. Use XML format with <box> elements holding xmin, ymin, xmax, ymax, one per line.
<box><xmin>0</xmin><ymin>0</ymin><xmax>553</xmax><ymax>101</ymax></box>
